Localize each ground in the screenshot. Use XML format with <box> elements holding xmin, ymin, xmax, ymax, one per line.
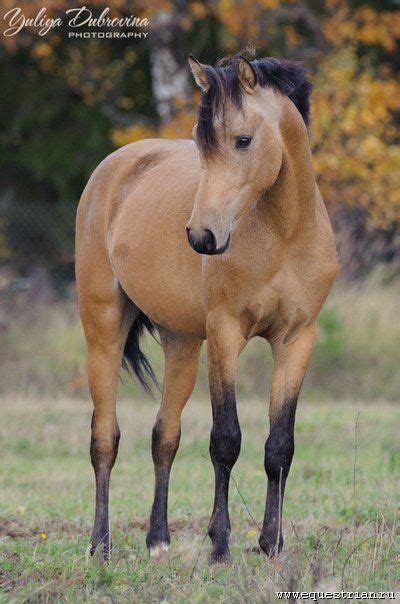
<box><xmin>0</xmin><ymin>397</ymin><xmax>398</xmax><ymax>602</ymax></box>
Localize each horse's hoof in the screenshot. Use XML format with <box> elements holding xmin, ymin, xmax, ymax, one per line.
<box><xmin>149</xmin><ymin>541</ymin><xmax>169</xmax><ymax>563</ymax></box>
<box><xmin>210</xmin><ymin>548</ymin><xmax>232</xmax><ymax>564</ymax></box>
<box><xmin>90</xmin><ymin>545</ymin><xmax>110</xmax><ymax>564</ymax></box>
<box><xmin>258</xmin><ymin>533</ymin><xmax>283</xmax><ymax>558</ymax></box>
<box><xmin>146</xmin><ymin>528</ymin><xmax>170</xmax><ymax>561</ymax></box>
<box><xmin>251</xmin><ymin>545</ymin><xmax>261</xmax><ymax>554</ymax></box>
<box><xmin>90</xmin><ymin>535</ymin><xmax>111</xmax><ymax>563</ymax></box>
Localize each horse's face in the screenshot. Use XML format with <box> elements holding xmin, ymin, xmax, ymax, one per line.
<box><xmin>186</xmin><ymin>56</ymin><xmax>283</xmax><ymax>255</ymax></box>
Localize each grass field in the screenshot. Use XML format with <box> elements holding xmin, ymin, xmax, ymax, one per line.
<box><xmin>2</xmin><ymin>274</ymin><xmax>400</xmax><ymax>402</ymax></box>
<box><xmin>0</xmin><ymin>396</ymin><xmax>398</xmax><ymax>602</ymax></box>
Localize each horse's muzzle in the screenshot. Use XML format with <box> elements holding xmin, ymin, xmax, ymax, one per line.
<box><xmin>186</xmin><ymin>227</ymin><xmax>230</xmax><ymax>255</ymax></box>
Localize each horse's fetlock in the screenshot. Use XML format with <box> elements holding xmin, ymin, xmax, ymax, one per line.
<box><xmin>208</xmin><ymin>521</ymin><xmax>230</xmax><ymax>542</ymax></box>
<box><xmin>209</xmin><ymin>522</ymin><xmax>231</xmax><ymax>563</ymax></box>
<box><xmin>146</xmin><ymin>527</ymin><xmax>171</xmax><ymax>551</ymax></box>
<box><xmin>208</xmin><ymin>514</ymin><xmax>231</xmax><ymax>557</ymax></box>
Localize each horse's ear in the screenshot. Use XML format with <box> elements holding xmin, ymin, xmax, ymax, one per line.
<box><xmin>188</xmin><ymin>55</ymin><xmax>209</xmax><ymax>92</ymax></box>
<box><xmin>236</xmin><ymin>56</ymin><xmax>258</xmax><ymax>93</ymax></box>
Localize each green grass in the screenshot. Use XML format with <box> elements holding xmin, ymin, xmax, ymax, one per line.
<box><xmin>1</xmin><ymin>397</ymin><xmax>398</xmax><ymax>602</ymax></box>
<box><xmin>2</xmin><ymin>274</ymin><xmax>399</xmax><ymax>401</ymax></box>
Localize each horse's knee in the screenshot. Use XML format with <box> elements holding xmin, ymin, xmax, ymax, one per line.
<box><xmin>210</xmin><ymin>420</ymin><xmax>241</xmax><ymax>469</ymax></box>
<box><xmin>209</xmin><ymin>387</ymin><xmax>241</xmax><ymax>469</ymax></box>
<box><xmin>264</xmin><ymin>403</ymin><xmax>296</xmax><ymax>481</ymax></box>
<box><xmin>264</xmin><ymin>432</ymin><xmax>294</xmax><ymax>482</ymax></box>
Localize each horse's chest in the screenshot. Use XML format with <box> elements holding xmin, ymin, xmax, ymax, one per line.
<box><xmin>206</xmin><ymin>260</ymin><xmax>319</xmax><ymax>342</ymax></box>
<box><xmin>244</xmin><ymin>281</ymin><xmax>314</xmax><ymax>342</ymax></box>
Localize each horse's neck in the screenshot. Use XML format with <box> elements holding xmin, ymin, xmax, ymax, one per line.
<box><xmin>259</xmin><ymin>116</ymin><xmax>317</xmax><ymax>240</ymax></box>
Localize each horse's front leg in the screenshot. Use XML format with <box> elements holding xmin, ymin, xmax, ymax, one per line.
<box><xmin>206</xmin><ymin>312</ymin><xmax>245</xmax><ymax>562</ymax></box>
<box><xmin>259</xmin><ymin>322</ymin><xmax>316</xmax><ymax>556</ymax></box>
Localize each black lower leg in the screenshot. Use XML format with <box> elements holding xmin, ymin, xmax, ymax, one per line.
<box><xmin>208</xmin><ymin>387</ymin><xmax>241</xmax><ymax>562</ymax></box>
<box><xmin>259</xmin><ymin>398</ymin><xmax>297</xmax><ymax>557</ymax></box>
<box><xmin>90</xmin><ymin>413</ymin><xmax>120</xmax><ymax>560</ymax></box>
<box><xmin>146</xmin><ymin>419</ymin><xmax>180</xmax><ymax>551</ymax></box>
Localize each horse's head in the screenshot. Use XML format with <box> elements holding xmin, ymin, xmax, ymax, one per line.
<box><xmin>186</xmin><ymin>53</ymin><xmax>312</xmax><ymax>255</ymax></box>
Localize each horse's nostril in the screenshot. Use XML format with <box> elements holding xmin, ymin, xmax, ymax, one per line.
<box><xmin>186</xmin><ymin>226</ymin><xmax>194</xmax><ymax>246</ymax></box>
<box><xmin>186</xmin><ymin>226</ymin><xmax>218</xmax><ymax>254</ymax></box>
<box><xmin>203</xmin><ymin>229</ymin><xmax>216</xmax><ymax>253</ymax></box>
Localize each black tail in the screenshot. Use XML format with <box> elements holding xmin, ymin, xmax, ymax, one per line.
<box><xmin>122</xmin><ymin>311</ymin><xmax>158</xmax><ymax>392</ymax></box>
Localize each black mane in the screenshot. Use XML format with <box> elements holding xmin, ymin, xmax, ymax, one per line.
<box><xmin>196</xmin><ymin>55</ymin><xmax>313</xmax><ymax>155</ymax></box>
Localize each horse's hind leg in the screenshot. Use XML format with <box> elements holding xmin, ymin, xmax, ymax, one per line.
<box><xmin>78</xmin><ymin>271</ymin><xmax>135</xmax><ymax>561</ymax></box>
<box><xmin>259</xmin><ymin>322</ymin><xmax>316</xmax><ymax>556</ymax></box>
<box><xmin>146</xmin><ymin>329</ymin><xmax>202</xmax><ymax>556</ymax></box>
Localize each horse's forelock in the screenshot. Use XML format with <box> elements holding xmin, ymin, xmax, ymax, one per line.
<box><xmin>195</xmin><ymin>54</ymin><xmax>312</xmax><ymax>156</ymax></box>
<box><xmin>197</xmin><ymin>64</ymin><xmax>243</xmax><ymax>156</ymax></box>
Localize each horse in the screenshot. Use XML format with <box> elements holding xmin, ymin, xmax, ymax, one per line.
<box><xmin>75</xmin><ymin>51</ymin><xmax>338</xmax><ymax>563</ymax></box>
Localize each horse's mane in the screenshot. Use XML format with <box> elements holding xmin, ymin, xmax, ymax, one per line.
<box><xmin>196</xmin><ymin>50</ymin><xmax>313</xmax><ymax>155</ymax></box>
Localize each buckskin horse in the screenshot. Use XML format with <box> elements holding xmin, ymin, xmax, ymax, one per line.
<box><xmin>75</xmin><ymin>51</ymin><xmax>338</xmax><ymax>563</ymax></box>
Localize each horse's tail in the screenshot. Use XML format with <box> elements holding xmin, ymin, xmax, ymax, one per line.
<box><xmin>122</xmin><ymin>310</ymin><xmax>158</xmax><ymax>392</ymax></box>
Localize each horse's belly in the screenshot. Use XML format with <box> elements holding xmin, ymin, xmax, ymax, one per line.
<box><xmin>109</xmin><ymin>155</ymin><xmax>206</xmax><ymax>337</ymax></box>
<box><xmin>114</xmin><ymin>245</ymin><xmax>206</xmax><ymax>337</ymax></box>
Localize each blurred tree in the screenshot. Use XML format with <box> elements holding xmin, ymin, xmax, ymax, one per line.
<box><xmin>315</xmin><ymin>0</ymin><xmax>400</xmax><ymax>226</ymax></box>
<box><xmin>1</xmin><ymin>1</ymin><xmax>154</xmax><ymax>279</ymax></box>
<box><xmin>149</xmin><ymin>9</ymin><xmax>190</xmax><ymax>122</ymax></box>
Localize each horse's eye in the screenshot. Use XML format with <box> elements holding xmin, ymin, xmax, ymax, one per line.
<box><xmin>235</xmin><ymin>136</ymin><xmax>252</xmax><ymax>150</ymax></box>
